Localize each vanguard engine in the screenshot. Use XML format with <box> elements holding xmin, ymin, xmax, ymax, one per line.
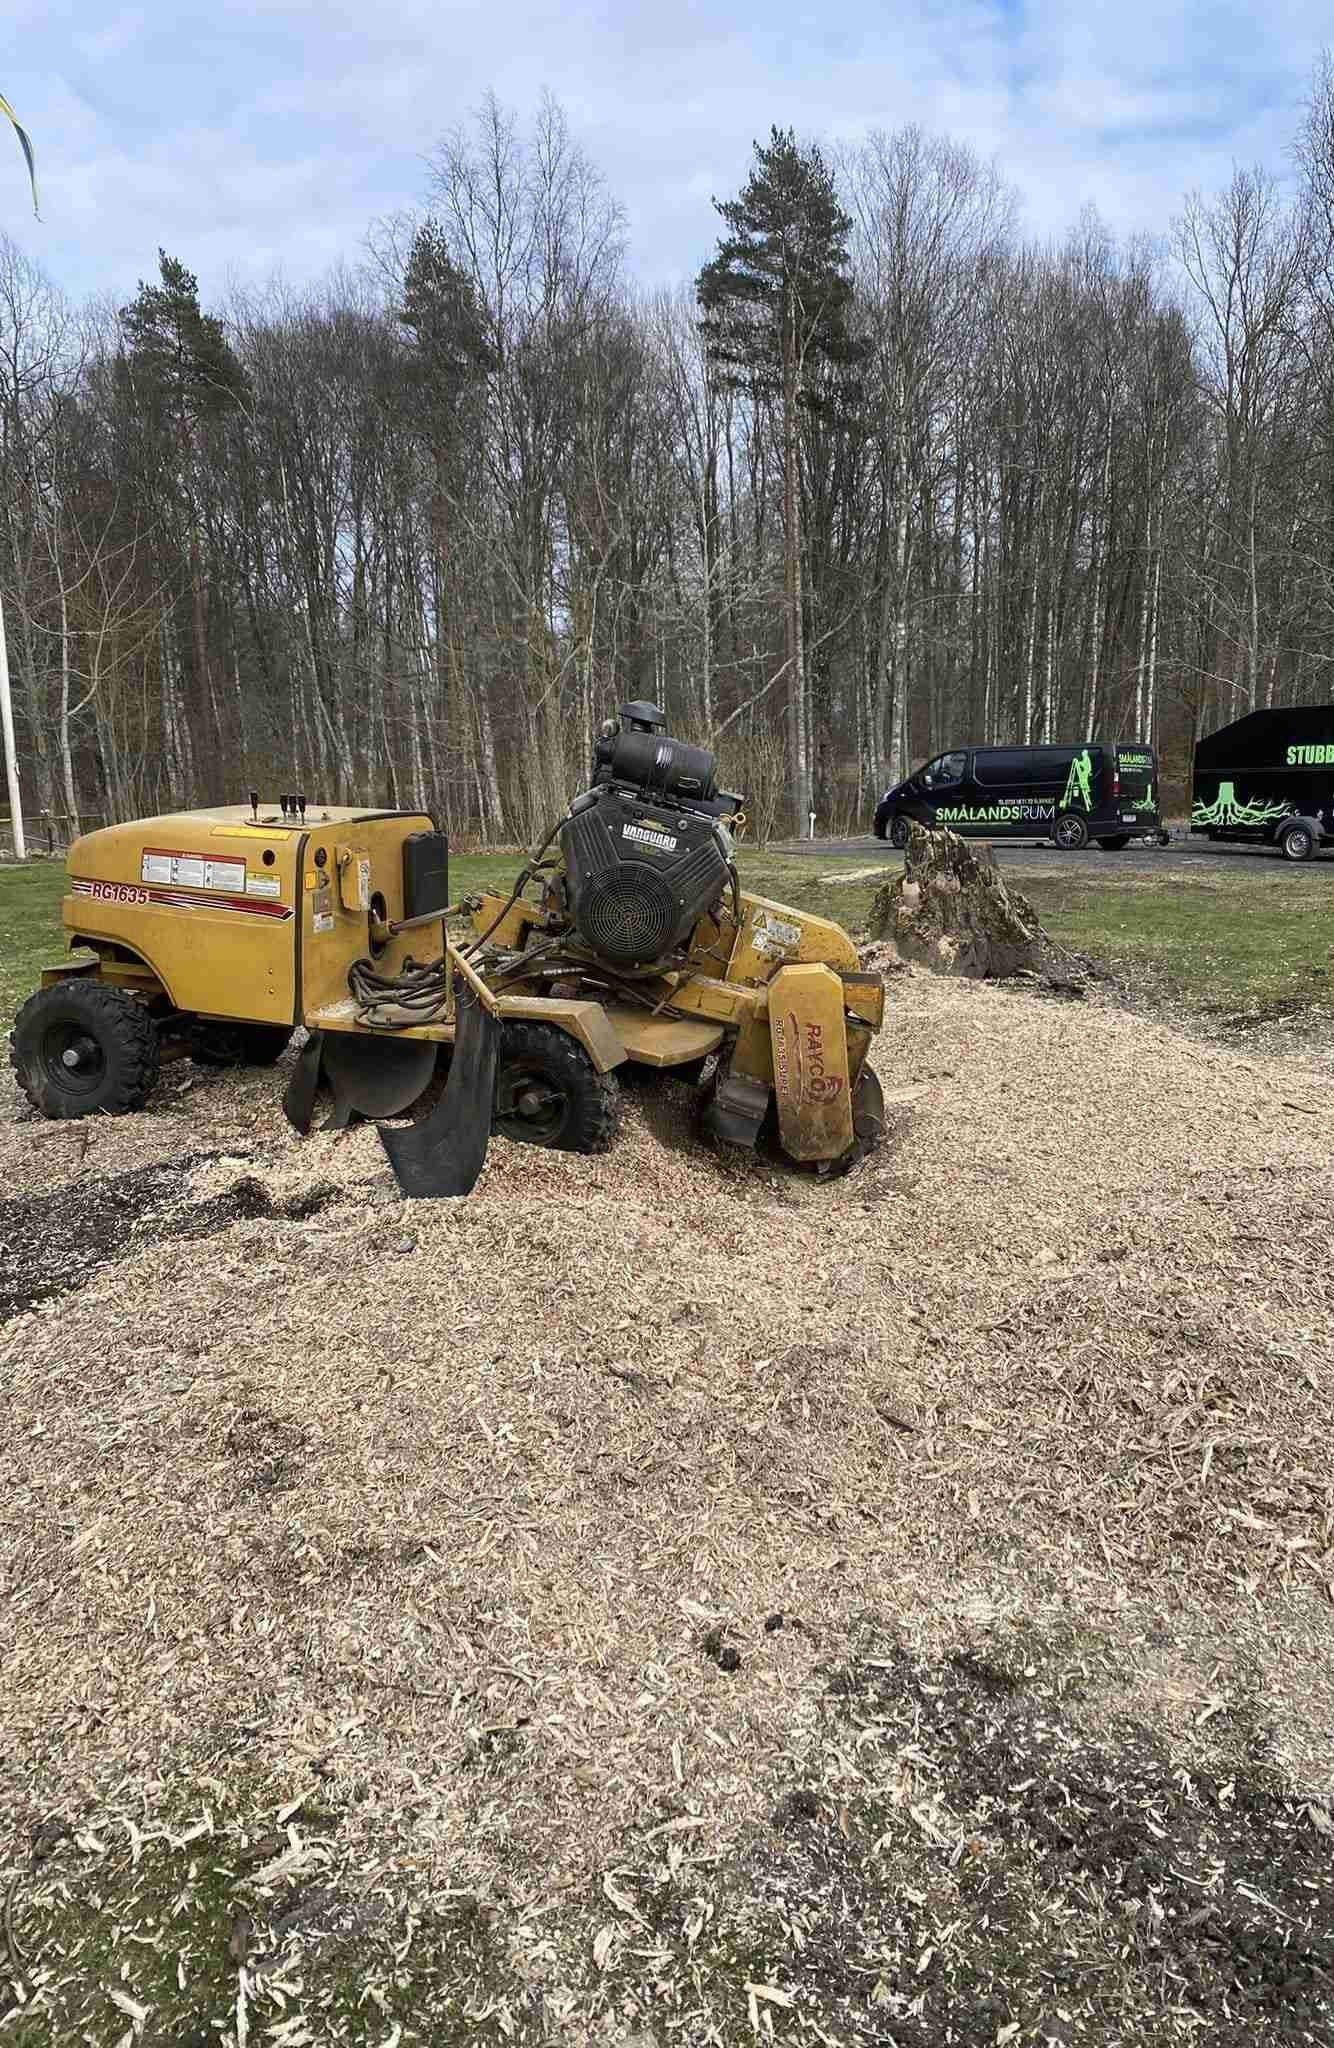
<box><xmin>12</xmin><ymin>699</ymin><xmax>888</xmax><ymax>1198</ymax></box>
<box><xmin>558</xmin><ymin>701</ymin><xmax>740</xmax><ymax>967</ymax></box>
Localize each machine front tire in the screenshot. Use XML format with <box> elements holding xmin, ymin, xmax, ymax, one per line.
<box><xmin>493</xmin><ymin>1021</ymin><xmax>619</xmax><ymax>1153</ymax></box>
<box><xmin>889</xmin><ymin>816</ymin><xmax>911</xmax><ymax>850</ymax></box>
<box><xmin>10</xmin><ymin>981</ymin><xmax>160</xmax><ymax>1120</ymax></box>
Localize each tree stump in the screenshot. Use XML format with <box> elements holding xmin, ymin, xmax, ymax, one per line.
<box><xmin>867</xmin><ymin>822</ymin><xmax>1053</xmax><ymax>979</ymax></box>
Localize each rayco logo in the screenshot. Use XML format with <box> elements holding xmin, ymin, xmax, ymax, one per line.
<box><xmin>802</xmin><ymin>1020</ymin><xmax>844</xmax><ymax>1103</ymax></box>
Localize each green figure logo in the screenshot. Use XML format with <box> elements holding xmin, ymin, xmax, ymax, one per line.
<box><xmin>1192</xmin><ymin>781</ymin><xmax>1292</xmax><ymax>828</ymax></box>
<box><xmin>1062</xmin><ymin>750</ymin><xmax>1093</xmax><ymax>811</ymax></box>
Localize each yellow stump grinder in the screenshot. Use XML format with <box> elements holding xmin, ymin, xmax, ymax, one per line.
<box><xmin>11</xmin><ymin>702</ymin><xmax>886</xmax><ymax>1197</ymax></box>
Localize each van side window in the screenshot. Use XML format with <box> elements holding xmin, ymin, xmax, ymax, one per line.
<box><xmin>974</xmin><ymin>750</ymin><xmax>1032</xmax><ymax>786</ymax></box>
<box><xmin>921</xmin><ymin>751</ymin><xmax>966</xmax><ymax>789</ymax></box>
<box><xmin>974</xmin><ymin>748</ymin><xmax>1074</xmax><ymax>789</ymax></box>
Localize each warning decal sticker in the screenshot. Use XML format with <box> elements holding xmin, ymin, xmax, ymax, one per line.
<box><xmin>141</xmin><ymin>847</ymin><xmax>246</xmax><ymax>892</ymax></box>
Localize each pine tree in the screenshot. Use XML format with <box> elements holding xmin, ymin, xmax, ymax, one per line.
<box><xmin>400</xmin><ymin>223</ymin><xmax>497</xmax><ymax>791</ymax></box>
<box><xmin>120</xmin><ymin>253</ymin><xmax>247</xmax><ymax>796</ymax></box>
<box><xmin>697</xmin><ymin>129</ymin><xmax>862</xmax><ymax>827</ymax></box>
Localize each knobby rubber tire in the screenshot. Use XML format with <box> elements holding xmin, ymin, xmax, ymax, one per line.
<box><xmin>493</xmin><ymin>1020</ymin><xmax>620</xmax><ymax>1153</ymax></box>
<box><xmin>10</xmin><ymin>981</ymin><xmax>160</xmax><ymax>1120</ymax></box>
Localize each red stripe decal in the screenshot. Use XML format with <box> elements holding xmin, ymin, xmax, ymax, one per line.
<box><xmin>70</xmin><ymin>879</ymin><xmax>293</xmax><ymax>921</ymax></box>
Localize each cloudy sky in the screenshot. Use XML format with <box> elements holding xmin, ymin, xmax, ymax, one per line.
<box><xmin>2</xmin><ymin>0</ymin><xmax>1329</xmax><ymax>306</ymax></box>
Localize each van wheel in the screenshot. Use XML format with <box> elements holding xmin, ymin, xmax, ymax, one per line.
<box><xmin>1276</xmin><ymin>821</ymin><xmax>1316</xmax><ymax>862</ymax></box>
<box><xmin>889</xmin><ymin>816</ymin><xmax>911</xmax><ymax>850</ymax></box>
<box><xmin>1097</xmin><ymin>835</ymin><xmax>1131</xmax><ymax>851</ymax></box>
<box><xmin>1053</xmin><ymin>813</ymin><xmax>1090</xmax><ymax>851</ymax></box>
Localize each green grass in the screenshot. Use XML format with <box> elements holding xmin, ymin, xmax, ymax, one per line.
<box><xmin>0</xmin><ymin>857</ymin><xmax>68</xmax><ymax>1024</ymax></box>
<box><xmin>1021</xmin><ymin>866</ymin><xmax>1334</xmax><ymax>1020</ymax></box>
<box><xmin>740</xmin><ymin>852</ymin><xmax>1334</xmax><ymax>1023</ymax></box>
<box><xmin>4</xmin><ymin>846</ymin><xmax>1333</xmax><ymax>1033</ymax></box>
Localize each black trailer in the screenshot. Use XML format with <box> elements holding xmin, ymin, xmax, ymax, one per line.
<box><xmin>1192</xmin><ymin>706</ymin><xmax>1334</xmax><ymax>861</ymax></box>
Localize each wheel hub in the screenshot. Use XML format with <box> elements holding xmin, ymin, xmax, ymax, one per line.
<box><xmin>44</xmin><ymin>1027</ymin><xmax>105</xmax><ymax>1092</ymax></box>
<box><xmin>496</xmin><ymin>1061</ymin><xmax>568</xmax><ymax>1141</ymax></box>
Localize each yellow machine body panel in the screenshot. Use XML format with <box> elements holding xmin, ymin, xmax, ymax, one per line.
<box><xmin>721</xmin><ymin>893</ymin><xmax>861</xmax><ymax>985</ymax></box>
<box><xmin>298</xmin><ymin>813</ymin><xmax>433</xmax><ymax>1021</ymax></box>
<box><xmin>307</xmin><ymin>992</ymin><xmax>628</xmax><ymax>1074</ymax></box>
<box><xmin>767</xmin><ymin>962</ymin><xmax>856</xmax><ymax>1162</ymax></box>
<box><xmin>597</xmin><ymin>1009</ymin><xmax>724</xmax><ymax>1069</ymax></box>
<box><xmin>470</xmin><ymin>893</ymin><xmax>546</xmax><ymax>951</ymax></box>
<box><xmin>64</xmin><ymin>807</ymin><xmax>304</xmax><ymax>1023</ymax></box>
<box><xmin>62</xmin><ymin>805</ymin><xmax>430</xmax><ymax>1028</ymax></box>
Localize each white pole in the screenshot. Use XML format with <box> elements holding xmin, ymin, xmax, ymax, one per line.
<box><xmin>0</xmin><ymin>584</ymin><xmax>26</xmax><ymax>860</ymax></box>
<box><xmin>808</xmin><ymin>809</ymin><xmax>816</xmax><ymax>840</ymax></box>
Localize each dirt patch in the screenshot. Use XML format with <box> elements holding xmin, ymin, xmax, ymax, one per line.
<box><xmin>603</xmin><ymin>1628</ymin><xmax>1334</xmax><ymax>2045</ymax></box>
<box><xmin>0</xmin><ymin>1158</ymin><xmax>338</xmax><ymax>1319</ymax></box>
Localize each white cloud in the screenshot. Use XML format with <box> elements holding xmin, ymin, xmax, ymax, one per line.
<box><xmin>0</xmin><ymin>0</ymin><xmax>1329</xmax><ymax>311</ymax></box>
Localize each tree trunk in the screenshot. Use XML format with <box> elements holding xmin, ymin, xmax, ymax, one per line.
<box><xmin>59</xmin><ymin>583</ymin><xmax>80</xmax><ymax>836</ymax></box>
<box><xmin>782</xmin><ymin>302</ymin><xmax>811</xmax><ymax>833</ymax></box>
<box><xmin>867</xmin><ymin>821</ymin><xmax>1054</xmax><ymax>978</ymax></box>
<box><xmin>0</xmin><ymin>587</ymin><xmax>25</xmax><ymax>858</ymax></box>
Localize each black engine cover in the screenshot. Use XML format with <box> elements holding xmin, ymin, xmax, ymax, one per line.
<box><xmin>559</xmin><ymin>791</ymin><xmax>731</xmax><ymax>965</ymax></box>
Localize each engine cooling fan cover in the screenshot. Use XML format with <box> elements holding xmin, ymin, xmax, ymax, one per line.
<box><xmin>558</xmin><ymin>790</ymin><xmax>731</xmax><ymax>966</ymax></box>
<box><xmin>577</xmin><ymin>866</ymin><xmax>678</xmax><ymax>963</ymax></box>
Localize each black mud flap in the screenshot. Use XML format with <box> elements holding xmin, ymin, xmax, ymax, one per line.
<box><xmin>378</xmin><ymin>986</ymin><xmax>499</xmax><ymax>1198</ymax></box>
<box><xmin>282</xmin><ymin>1031</ymin><xmax>324</xmax><ymax>1135</ymax></box>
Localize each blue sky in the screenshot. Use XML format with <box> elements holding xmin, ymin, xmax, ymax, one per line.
<box><xmin>1</xmin><ymin>0</ymin><xmax>1328</xmax><ymax>307</ymax></box>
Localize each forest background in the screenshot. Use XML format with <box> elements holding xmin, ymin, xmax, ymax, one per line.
<box><xmin>6</xmin><ymin>57</ymin><xmax>1334</xmax><ymax>845</ymax></box>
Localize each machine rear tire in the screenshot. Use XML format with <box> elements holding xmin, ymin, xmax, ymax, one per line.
<box><xmin>493</xmin><ymin>1021</ymin><xmax>619</xmax><ymax>1153</ymax></box>
<box><xmin>190</xmin><ymin>1021</ymin><xmax>294</xmax><ymax>1068</ymax></box>
<box><xmin>1053</xmin><ymin>812</ymin><xmax>1090</xmax><ymax>851</ymax></box>
<box><xmin>1096</xmin><ymin>835</ymin><xmax>1131</xmax><ymax>850</ymax></box>
<box><xmin>10</xmin><ymin>981</ymin><xmax>160</xmax><ymax>1120</ymax></box>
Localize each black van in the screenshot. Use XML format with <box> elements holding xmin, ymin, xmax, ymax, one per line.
<box><xmin>1192</xmin><ymin>705</ymin><xmax>1334</xmax><ymax>861</ymax></box>
<box><xmin>872</xmin><ymin>741</ymin><xmax>1163</xmax><ymax>851</ymax></box>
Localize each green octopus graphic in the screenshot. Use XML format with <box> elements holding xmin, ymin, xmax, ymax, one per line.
<box><xmin>1191</xmin><ymin>780</ymin><xmax>1293</xmax><ymax>828</ymax></box>
<box><xmin>1062</xmin><ymin>750</ymin><xmax>1093</xmax><ymax>811</ymax></box>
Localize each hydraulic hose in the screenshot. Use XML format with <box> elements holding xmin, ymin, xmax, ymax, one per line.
<box><xmin>460</xmin><ymin>814</ymin><xmax>564</xmax><ymax>960</ymax></box>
